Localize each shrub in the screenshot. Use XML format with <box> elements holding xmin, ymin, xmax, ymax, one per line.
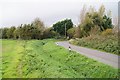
<box><xmin>70</xmin><ymin>34</ymin><xmax>119</xmax><ymax>55</ymax></box>
<box><xmin>101</xmin><ymin>29</ymin><xmax>113</xmax><ymax>36</ymax></box>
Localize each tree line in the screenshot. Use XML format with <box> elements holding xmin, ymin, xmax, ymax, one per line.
<box><xmin>66</xmin><ymin>5</ymin><xmax>113</xmax><ymax>38</ymax></box>
<box><xmin>0</xmin><ymin>18</ymin><xmax>73</xmax><ymax>40</ymax></box>
<box><xmin>0</xmin><ymin>5</ymin><xmax>114</xmax><ymax>40</ymax></box>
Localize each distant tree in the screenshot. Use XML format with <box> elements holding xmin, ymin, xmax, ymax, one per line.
<box><xmin>1</xmin><ymin>18</ymin><xmax>47</xmax><ymax>40</ymax></box>
<box><xmin>53</xmin><ymin>19</ymin><xmax>73</xmax><ymax>36</ymax></box>
<box><xmin>82</xmin><ymin>12</ymin><xmax>94</xmax><ymax>33</ymax></box>
<box><xmin>2</xmin><ymin>28</ymin><xmax>9</xmax><ymax>39</ymax></box>
<box><xmin>92</xmin><ymin>12</ymin><xmax>103</xmax><ymax>30</ymax></box>
<box><xmin>32</xmin><ymin>18</ymin><xmax>45</xmax><ymax>31</ymax></box>
<box><xmin>77</xmin><ymin>5</ymin><xmax>113</xmax><ymax>37</ymax></box>
<box><xmin>77</xmin><ymin>5</ymin><xmax>87</xmax><ymax>38</ymax></box>
<box><xmin>98</xmin><ymin>4</ymin><xmax>105</xmax><ymax>17</ymax></box>
<box><xmin>20</xmin><ymin>24</ymin><xmax>33</xmax><ymax>39</ymax></box>
<box><xmin>6</xmin><ymin>26</ymin><xmax>16</xmax><ymax>39</ymax></box>
<box><xmin>43</xmin><ymin>27</ymin><xmax>58</xmax><ymax>39</ymax></box>
<box><xmin>14</xmin><ymin>28</ymin><xmax>19</xmax><ymax>39</ymax></box>
<box><xmin>13</xmin><ymin>18</ymin><xmax>46</xmax><ymax>40</ymax></box>
<box><xmin>72</xmin><ymin>26</ymin><xmax>80</xmax><ymax>38</ymax></box>
<box><xmin>88</xmin><ymin>6</ymin><xmax>95</xmax><ymax>14</ymax></box>
<box><xmin>79</xmin><ymin>5</ymin><xmax>87</xmax><ymax>24</ymax></box>
<box><xmin>17</xmin><ymin>25</ymin><xmax>23</xmax><ymax>39</ymax></box>
<box><xmin>67</xmin><ymin>27</ymin><xmax>75</xmax><ymax>38</ymax></box>
<box><xmin>32</xmin><ymin>18</ymin><xmax>45</xmax><ymax>39</ymax></box>
<box><xmin>97</xmin><ymin>5</ymin><xmax>105</xmax><ymax>31</ymax></box>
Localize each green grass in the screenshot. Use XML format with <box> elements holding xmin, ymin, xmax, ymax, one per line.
<box><xmin>2</xmin><ymin>40</ymin><xmax>25</xmax><ymax>78</ymax></box>
<box><xmin>2</xmin><ymin>39</ymin><xmax>119</xmax><ymax>78</ymax></box>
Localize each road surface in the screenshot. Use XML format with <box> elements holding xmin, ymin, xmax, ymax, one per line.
<box><xmin>56</xmin><ymin>41</ymin><xmax>120</xmax><ymax>68</ymax></box>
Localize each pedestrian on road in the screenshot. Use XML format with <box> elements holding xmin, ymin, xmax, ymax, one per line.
<box><xmin>56</xmin><ymin>43</ymin><xmax>58</xmax><ymax>46</ymax></box>
<box><xmin>69</xmin><ymin>46</ymin><xmax>71</xmax><ymax>52</ymax></box>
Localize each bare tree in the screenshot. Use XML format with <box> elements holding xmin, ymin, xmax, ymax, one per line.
<box><xmin>89</xmin><ymin>5</ymin><xmax>95</xmax><ymax>14</ymax></box>
<box><xmin>98</xmin><ymin>4</ymin><xmax>105</xmax><ymax>17</ymax></box>
<box><xmin>79</xmin><ymin>4</ymin><xmax>87</xmax><ymax>24</ymax></box>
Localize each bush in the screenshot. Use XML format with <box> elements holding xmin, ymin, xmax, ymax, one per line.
<box><xmin>70</xmin><ymin>34</ymin><xmax>119</xmax><ymax>55</ymax></box>
<box><xmin>101</xmin><ymin>29</ymin><xmax>113</xmax><ymax>36</ymax></box>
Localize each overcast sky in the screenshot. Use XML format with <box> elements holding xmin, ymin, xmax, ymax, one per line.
<box><xmin>0</xmin><ymin>0</ymin><xmax>119</xmax><ymax>27</ymax></box>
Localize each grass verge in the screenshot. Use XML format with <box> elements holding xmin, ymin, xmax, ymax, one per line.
<box><xmin>2</xmin><ymin>39</ymin><xmax>119</xmax><ymax>78</ymax></box>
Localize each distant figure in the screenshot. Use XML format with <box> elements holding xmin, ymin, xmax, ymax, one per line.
<box><xmin>69</xmin><ymin>46</ymin><xmax>71</xmax><ymax>52</ymax></box>
<box><xmin>56</xmin><ymin>43</ymin><xmax>58</xmax><ymax>46</ymax></box>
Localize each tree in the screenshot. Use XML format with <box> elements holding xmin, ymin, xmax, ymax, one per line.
<box><xmin>14</xmin><ymin>28</ymin><xmax>19</xmax><ymax>39</ymax></box>
<box><xmin>53</xmin><ymin>19</ymin><xmax>73</xmax><ymax>36</ymax></box>
<box><xmin>1</xmin><ymin>18</ymin><xmax>48</xmax><ymax>40</ymax></box>
<box><xmin>77</xmin><ymin>5</ymin><xmax>113</xmax><ymax>38</ymax></box>
<box><xmin>74</xmin><ymin>26</ymin><xmax>82</xmax><ymax>38</ymax></box>
<box><xmin>82</xmin><ymin>12</ymin><xmax>94</xmax><ymax>34</ymax></box>
<box><xmin>6</xmin><ymin>26</ymin><xmax>16</xmax><ymax>39</ymax></box>
<box><xmin>77</xmin><ymin>5</ymin><xmax>87</xmax><ymax>38</ymax></box>
<box><xmin>2</xmin><ymin>28</ymin><xmax>9</xmax><ymax>39</ymax></box>
<box><xmin>67</xmin><ymin>27</ymin><xmax>75</xmax><ymax>38</ymax></box>
<box><xmin>32</xmin><ymin>18</ymin><xmax>45</xmax><ymax>32</ymax></box>
<box><xmin>32</xmin><ymin>18</ymin><xmax>45</xmax><ymax>39</ymax></box>
<box><xmin>92</xmin><ymin>12</ymin><xmax>103</xmax><ymax>30</ymax></box>
<box><xmin>17</xmin><ymin>25</ymin><xmax>23</xmax><ymax>39</ymax></box>
<box><xmin>98</xmin><ymin>4</ymin><xmax>105</xmax><ymax>17</ymax></box>
<box><xmin>43</xmin><ymin>27</ymin><xmax>58</xmax><ymax>39</ymax></box>
<box><xmin>79</xmin><ymin>5</ymin><xmax>87</xmax><ymax>24</ymax></box>
<box><xmin>102</xmin><ymin>15</ymin><xmax>113</xmax><ymax>30</ymax></box>
<box><xmin>20</xmin><ymin>24</ymin><xmax>33</xmax><ymax>39</ymax></box>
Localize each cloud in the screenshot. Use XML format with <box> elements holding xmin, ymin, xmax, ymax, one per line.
<box><xmin>0</xmin><ymin>0</ymin><xmax>118</xmax><ymax>27</ymax></box>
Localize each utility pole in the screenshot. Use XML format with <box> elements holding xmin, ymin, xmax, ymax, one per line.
<box><xmin>65</xmin><ymin>23</ymin><xmax>66</xmax><ymax>38</ymax></box>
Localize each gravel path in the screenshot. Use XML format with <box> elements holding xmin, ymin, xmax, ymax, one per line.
<box><xmin>56</xmin><ymin>41</ymin><xmax>120</xmax><ymax>68</ymax></box>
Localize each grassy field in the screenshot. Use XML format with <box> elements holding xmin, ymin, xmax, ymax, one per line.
<box><xmin>2</xmin><ymin>39</ymin><xmax>118</xmax><ymax>78</ymax></box>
